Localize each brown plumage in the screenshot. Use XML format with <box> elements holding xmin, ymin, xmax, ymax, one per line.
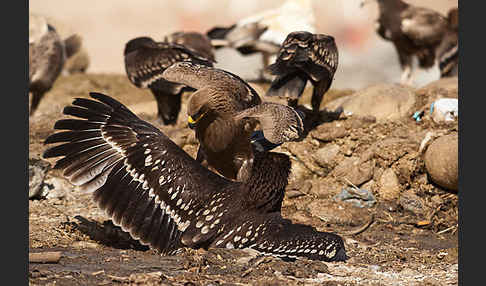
<box><xmin>43</xmin><ymin>92</ymin><xmax>347</xmax><ymax>262</ymax></box>
<box><xmin>123</xmin><ymin>36</ymin><xmax>214</xmax><ymax>125</ymax></box>
<box><xmin>163</xmin><ymin>31</ymin><xmax>216</xmax><ymax>62</ymax></box>
<box><xmin>29</xmin><ymin>14</ymin><xmax>81</xmax><ymax>116</ymax></box>
<box><xmin>266</xmin><ymin>31</ymin><xmax>338</xmax><ymax>115</ymax></box>
<box><xmin>436</xmin><ymin>7</ymin><xmax>458</xmax><ymax>78</ymax></box>
<box><xmin>161</xmin><ymin>62</ymin><xmax>304</xmax><ymax>182</ymax></box>
<box><xmin>362</xmin><ymin>0</ymin><xmax>448</xmax><ymax>85</ymax></box>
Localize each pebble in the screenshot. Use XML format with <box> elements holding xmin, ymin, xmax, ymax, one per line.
<box><xmin>399</xmin><ymin>189</ymin><xmax>427</xmax><ymax>216</ymax></box>
<box><xmin>378</xmin><ymin>168</ymin><xmax>401</xmax><ymax>201</ymax></box>
<box><xmin>29</xmin><ymin>158</ymin><xmax>51</xmax><ymax>199</ymax></box>
<box><xmin>312</xmin><ymin>144</ymin><xmax>340</xmax><ymax>169</ymax></box>
<box><xmin>424</xmin><ymin>133</ymin><xmax>458</xmax><ymax>191</ymax></box>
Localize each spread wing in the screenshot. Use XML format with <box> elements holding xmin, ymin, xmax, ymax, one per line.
<box><xmin>43</xmin><ymin>92</ymin><xmax>231</xmax><ymax>253</ymax></box>
<box><xmin>124</xmin><ymin>38</ymin><xmax>213</xmax><ymax>89</ymax></box>
<box><xmin>42</xmin><ymin>92</ymin><xmax>347</xmax><ymax>262</ymax></box>
<box><xmin>209</xmin><ymin>212</ymin><xmax>347</xmax><ymax>262</ymax></box>
<box><xmin>233</xmin><ymin>102</ymin><xmax>304</xmax><ymax>144</ymax></box>
<box><xmin>400</xmin><ymin>7</ymin><xmax>447</xmax><ymax>46</ymax></box>
<box><xmin>162</xmin><ymin>62</ymin><xmax>262</xmax><ymax>110</ymax></box>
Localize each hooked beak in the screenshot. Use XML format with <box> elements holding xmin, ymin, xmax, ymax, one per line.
<box><xmin>187</xmin><ymin>115</ymin><xmax>197</xmax><ymax>129</ymax></box>
<box><xmin>187</xmin><ymin>110</ymin><xmax>208</xmax><ymax>129</ymax></box>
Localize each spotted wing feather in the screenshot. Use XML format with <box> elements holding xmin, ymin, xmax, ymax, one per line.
<box><xmin>43</xmin><ymin>92</ymin><xmax>230</xmax><ymax>253</ymax></box>
<box><xmin>209</xmin><ymin>212</ymin><xmax>347</xmax><ymax>262</ymax></box>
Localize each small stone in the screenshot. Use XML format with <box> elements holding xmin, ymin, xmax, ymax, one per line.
<box><xmin>378</xmin><ymin>168</ymin><xmax>401</xmax><ymax>201</ymax></box>
<box><xmin>72</xmin><ymin>241</ymin><xmax>100</xmax><ymax>249</ymax></box>
<box><xmin>29</xmin><ymin>158</ymin><xmax>51</xmax><ymax>199</ymax></box>
<box><xmin>332</xmin><ymin>156</ymin><xmax>374</xmax><ymax>187</ymax></box>
<box><xmin>399</xmin><ymin>189</ymin><xmax>427</xmax><ymax>216</ymax></box>
<box><xmin>312</xmin><ymin>144</ymin><xmax>340</xmax><ymax>170</ymax></box>
<box><xmin>308</xmin><ymin>200</ymin><xmax>372</xmax><ymax>226</ymax></box>
<box><xmin>311</xmin><ymin>124</ymin><xmax>347</xmax><ymax>142</ymax></box>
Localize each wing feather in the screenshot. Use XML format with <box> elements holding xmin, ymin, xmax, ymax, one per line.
<box><xmin>44</xmin><ymin>92</ymin><xmax>230</xmax><ymax>253</ymax></box>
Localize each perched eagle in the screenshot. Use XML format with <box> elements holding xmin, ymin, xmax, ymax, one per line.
<box><xmin>436</xmin><ymin>7</ymin><xmax>458</xmax><ymax>78</ymax></box>
<box><xmin>362</xmin><ymin>0</ymin><xmax>448</xmax><ymax>85</ymax></box>
<box><xmin>266</xmin><ymin>31</ymin><xmax>339</xmax><ymax>118</ymax></box>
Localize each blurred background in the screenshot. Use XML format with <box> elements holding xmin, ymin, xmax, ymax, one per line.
<box><xmin>29</xmin><ymin>0</ymin><xmax>458</xmax><ymax>89</ymax></box>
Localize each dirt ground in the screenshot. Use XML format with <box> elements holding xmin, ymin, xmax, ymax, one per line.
<box><xmin>29</xmin><ymin>73</ymin><xmax>458</xmax><ymax>285</ymax></box>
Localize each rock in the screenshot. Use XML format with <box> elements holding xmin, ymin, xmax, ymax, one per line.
<box><xmin>372</xmin><ymin>137</ymin><xmax>418</xmax><ymax>167</ymax></box>
<box><xmin>72</xmin><ymin>241</ymin><xmax>100</xmax><ymax>249</ymax></box>
<box><xmin>424</xmin><ymin>133</ymin><xmax>458</xmax><ymax>191</ymax></box>
<box><xmin>288</xmin><ymin>158</ymin><xmax>312</xmax><ymax>183</ymax></box>
<box><xmin>308</xmin><ymin>178</ymin><xmax>344</xmax><ymax>198</ymax></box>
<box><xmin>29</xmin><ymin>158</ymin><xmax>51</xmax><ymax>199</ymax></box>
<box><xmin>307</xmin><ymin>200</ymin><xmax>372</xmax><ymax>226</ymax></box>
<box><xmin>284</xmin><ymin>142</ymin><xmax>324</xmax><ymax>178</ymax></box>
<box><xmin>361</xmin><ymin>179</ymin><xmax>376</xmax><ymax>193</ymax></box>
<box><xmin>312</xmin><ymin>144</ymin><xmax>340</xmax><ymax>172</ymax></box>
<box><xmin>44</xmin><ymin>176</ymin><xmax>74</xmax><ymax>200</ymax></box>
<box><xmin>399</xmin><ymin>189</ymin><xmax>427</xmax><ymax>216</ymax></box>
<box><xmin>310</xmin><ymin>122</ymin><xmax>347</xmax><ymax>142</ymax></box>
<box><xmin>415</xmin><ymin>77</ymin><xmax>458</xmax><ymax>105</ymax></box>
<box><xmin>285</xmin><ymin>180</ymin><xmax>312</xmax><ymax>198</ymax></box>
<box><xmin>324</xmin><ymin>83</ymin><xmax>416</xmax><ymax>121</ymax></box>
<box><xmin>331</xmin><ymin>156</ymin><xmax>374</xmax><ymax>187</ymax></box>
<box><xmin>378</xmin><ymin>168</ymin><xmax>401</xmax><ymax>201</ymax></box>
<box><xmin>333</xmin><ymin>187</ymin><xmax>376</xmax><ymax>208</ymax></box>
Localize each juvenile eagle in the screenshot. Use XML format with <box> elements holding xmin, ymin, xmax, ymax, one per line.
<box><xmin>362</xmin><ymin>0</ymin><xmax>448</xmax><ymax>85</ymax></box>
<box><xmin>266</xmin><ymin>31</ymin><xmax>339</xmax><ymax>117</ymax></box>
<box><xmin>161</xmin><ymin>62</ymin><xmax>304</xmax><ymax>182</ymax></box>
<box><xmin>43</xmin><ymin>92</ymin><xmax>347</xmax><ymax>262</ymax></box>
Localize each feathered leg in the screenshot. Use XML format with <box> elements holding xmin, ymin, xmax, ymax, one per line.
<box><xmin>396</xmin><ymin>47</ymin><xmax>414</xmax><ymax>85</ymax></box>
<box><xmin>311</xmin><ymin>80</ymin><xmax>331</xmax><ymax>114</ymax></box>
<box><xmin>30</xmin><ymin>91</ymin><xmax>45</xmax><ymax>116</ymax></box>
